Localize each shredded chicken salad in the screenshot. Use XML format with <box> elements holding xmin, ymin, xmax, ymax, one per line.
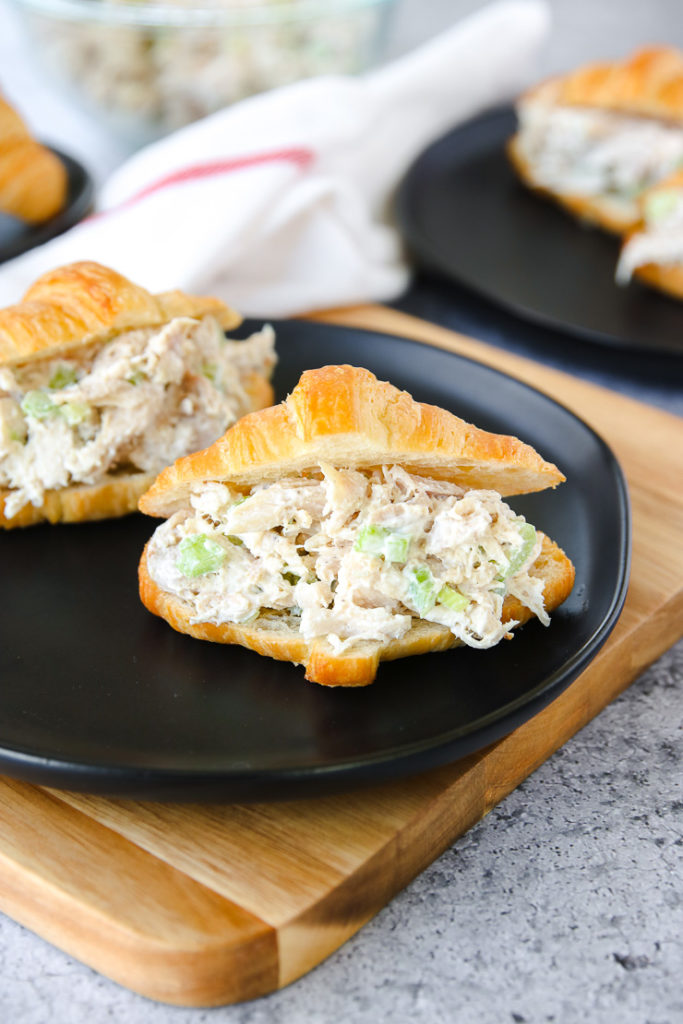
<box><xmin>33</xmin><ymin>2</ymin><xmax>385</xmax><ymax>139</ymax></box>
<box><xmin>0</xmin><ymin>317</ymin><xmax>275</xmax><ymax>518</ymax></box>
<box><xmin>146</xmin><ymin>465</ymin><xmax>550</xmax><ymax>654</ymax></box>
<box><xmin>617</xmin><ymin>187</ymin><xmax>683</xmax><ymax>281</ymax></box>
<box><xmin>516</xmin><ymin>102</ymin><xmax>683</xmax><ymax>213</ymax></box>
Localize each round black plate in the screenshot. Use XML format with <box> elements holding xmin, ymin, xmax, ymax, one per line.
<box><xmin>0</xmin><ymin>322</ymin><xmax>630</xmax><ymax>801</ymax></box>
<box><xmin>396</xmin><ymin>107</ymin><xmax>683</xmax><ymax>356</ymax></box>
<box><xmin>0</xmin><ymin>147</ymin><xmax>93</xmax><ymax>263</ymax></box>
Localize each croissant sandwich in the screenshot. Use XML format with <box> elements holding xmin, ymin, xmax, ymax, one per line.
<box><xmin>508</xmin><ymin>47</ymin><xmax>683</xmax><ymax>234</ymax></box>
<box><xmin>0</xmin><ymin>261</ymin><xmax>276</xmax><ymax>527</ymax></box>
<box><xmin>0</xmin><ymin>95</ymin><xmax>67</xmax><ymax>223</ymax></box>
<box><xmin>138</xmin><ymin>365</ymin><xmax>575</xmax><ymax>687</ymax></box>
<box><xmin>616</xmin><ymin>170</ymin><xmax>683</xmax><ymax>298</ymax></box>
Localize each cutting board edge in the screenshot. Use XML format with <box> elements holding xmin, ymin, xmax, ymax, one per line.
<box><xmin>0</xmin><ymin>839</ymin><xmax>280</xmax><ymax>1007</ymax></box>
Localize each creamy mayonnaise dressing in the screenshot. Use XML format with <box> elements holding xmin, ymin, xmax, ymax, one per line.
<box><xmin>516</xmin><ymin>102</ymin><xmax>683</xmax><ymax>215</ymax></box>
<box><xmin>0</xmin><ymin>317</ymin><xmax>275</xmax><ymax>517</ymax></box>
<box><xmin>617</xmin><ymin>191</ymin><xmax>683</xmax><ymax>281</ymax></box>
<box><xmin>146</xmin><ymin>465</ymin><xmax>549</xmax><ymax>654</ymax></box>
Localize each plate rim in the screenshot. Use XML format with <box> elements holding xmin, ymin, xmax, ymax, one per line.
<box><xmin>0</xmin><ymin>322</ymin><xmax>632</xmax><ymax>799</ymax></box>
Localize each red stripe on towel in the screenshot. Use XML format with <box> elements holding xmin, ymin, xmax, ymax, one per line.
<box><xmin>88</xmin><ymin>147</ymin><xmax>314</xmax><ymax>221</ymax></box>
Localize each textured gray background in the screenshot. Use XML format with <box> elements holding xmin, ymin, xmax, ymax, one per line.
<box><xmin>0</xmin><ymin>2</ymin><xmax>682</xmax><ymax>1022</ymax></box>
<box><xmin>389</xmin><ymin>0</ymin><xmax>683</xmax><ymax>69</ymax></box>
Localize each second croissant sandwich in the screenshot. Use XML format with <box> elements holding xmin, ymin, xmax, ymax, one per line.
<box><xmin>0</xmin><ymin>261</ymin><xmax>275</xmax><ymax>526</ymax></box>
<box><xmin>508</xmin><ymin>47</ymin><xmax>683</xmax><ymax>234</ymax></box>
<box><xmin>138</xmin><ymin>365</ymin><xmax>575</xmax><ymax>687</ymax></box>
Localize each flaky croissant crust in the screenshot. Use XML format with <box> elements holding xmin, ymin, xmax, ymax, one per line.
<box><xmin>523</xmin><ymin>46</ymin><xmax>683</xmax><ymax>122</ymax></box>
<box><xmin>0</xmin><ymin>261</ymin><xmax>242</xmax><ymax>367</ymax></box>
<box><xmin>0</xmin><ymin>96</ymin><xmax>68</xmax><ymax>223</ymax></box>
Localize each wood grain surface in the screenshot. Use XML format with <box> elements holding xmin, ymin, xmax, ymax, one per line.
<box><xmin>0</xmin><ymin>306</ymin><xmax>681</xmax><ymax>1006</ymax></box>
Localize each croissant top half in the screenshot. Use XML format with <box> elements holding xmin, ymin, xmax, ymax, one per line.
<box><xmin>523</xmin><ymin>46</ymin><xmax>683</xmax><ymax>123</ymax></box>
<box><xmin>0</xmin><ymin>261</ymin><xmax>243</xmax><ymax>368</ymax></box>
<box><xmin>140</xmin><ymin>364</ymin><xmax>565</xmax><ymax>516</ymax></box>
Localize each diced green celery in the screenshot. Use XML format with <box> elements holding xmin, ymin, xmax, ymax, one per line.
<box><xmin>499</xmin><ymin>523</ymin><xmax>537</xmax><ymax>581</ymax></box>
<box><xmin>176</xmin><ymin>534</ymin><xmax>226</xmax><ymax>577</ymax></box>
<box><xmin>437</xmin><ymin>584</ymin><xmax>470</xmax><ymax>612</ymax></box>
<box><xmin>408</xmin><ymin>565</ymin><xmax>437</xmax><ymax>617</ymax></box>
<box><xmin>49</xmin><ymin>365</ymin><xmax>78</xmax><ymax>389</ymax></box>
<box><xmin>226</xmin><ymin>535</ymin><xmax>244</xmax><ymax>547</ymax></box>
<box><xmin>240</xmin><ymin>610</ymin><xmax>260</xmax><ymax>624</ymax></box>
<box><xmin>61</xmin><ymin>401</ymin><xmax>90</xmax><ymax>426</ymax></box>
<box><xmin>21</xmin><ymin>390</ymin><xmax>56</xmax><ymax>420</ymax></box>
<box><xmin>126</xmin><ymin>370</ymin><xmax>148</xmax><ymax>386</ymax></box>
<box><xmin>383</xmin><ymin>533</ymin><xmax>410</xmax><ymax>563</ymax></box>
<box><xmin>355</xmin><ymin>524</ymin><xmax>389</xmax><ymax>556</ymax></box>
<box><xmin>201</xmin><ymin>362</ymin><xmax>218</xmax><ymax>383</ymax></box>
<box><xmin>355</xmin><ymin>525</ymin><xmax>410</xmax><ymax>562</ymax></box>
<box><xmin>282</xmin><ymin>571</ymin><xmax>300</xmax><ymax>585</ymax></box>
<box><xmin>644</xmin><ymin>189</ymin><xmax>680</xmax><ymax>226</ymax></box>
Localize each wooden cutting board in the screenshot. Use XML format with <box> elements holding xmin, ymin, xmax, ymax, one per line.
<box><xmin>0</xmin><ymin>306</ymin><xmax>681</xmax><ymax>1007</ymax></box>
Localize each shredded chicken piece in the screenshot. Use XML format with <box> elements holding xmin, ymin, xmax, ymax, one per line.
<box><xmin>146</xmin><ymin>465</ymin><xmax>550</xmax><ymax>654</ymax></box>
<box><xmin>0</xmin><ymin>317</ymin><xmax>275</xmax><ymax>518</ymax></box>
<box><xmin>617</xmin><ymin>191</ymin><xmax>683</xmax><ymax>281</ymax></box>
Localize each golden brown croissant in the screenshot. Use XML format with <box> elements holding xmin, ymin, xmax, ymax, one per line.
<box><xmin>0</xmin><ymin>95</ymin><xmax>68</xmax><ymax>223</ymax></box>
<box><xmin>138</xmin><ymin>365</ymin><xmax>575</xmax><ymax>687</ymax></box>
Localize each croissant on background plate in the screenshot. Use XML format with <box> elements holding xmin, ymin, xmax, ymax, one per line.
<box><xmin>508</xmin><ymin>46</ymin><xmax>683</xmax><ymax>235</ymax></box>
<box><xmin>0</xmin><ymin>261</ymin><xmax>276</xmax><ymax>528</ymax></box>
<box><xmin>0</xmin><ymin>94</ymin><xmax>68</xmax><ymax>223</ymax></box>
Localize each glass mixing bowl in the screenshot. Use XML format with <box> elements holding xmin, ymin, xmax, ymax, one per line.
<box><xmin>12</xmin><ymin>0</ymin><xmax>396</xmax><ymax>145</ymax></box>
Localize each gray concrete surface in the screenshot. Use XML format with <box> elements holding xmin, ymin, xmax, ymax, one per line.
<box><xmin>388</xmin><ymin>0</ymin><xmax>683</xmax><ymax>71</ymax></box>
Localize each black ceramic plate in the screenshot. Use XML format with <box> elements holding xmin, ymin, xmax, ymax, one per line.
<box><xmin>0</xmin><ymin>147</ymin><xmax>93</xmax><ymax>263</ymax></box>
<box><xmin>0</xmin><ymin>322</ymin><xmax>630</xmax><ymax>801</ymax></box>
<box><xmin>396</xmin><ymin>107</ymin><xmax>683</xmax><ymax>356</ymax></box>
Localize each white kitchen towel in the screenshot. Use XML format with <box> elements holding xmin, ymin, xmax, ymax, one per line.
<box><xmin>0</xmin><ymin>0</ymin><xmax>549</xmax><ymax>316</ymax></box>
